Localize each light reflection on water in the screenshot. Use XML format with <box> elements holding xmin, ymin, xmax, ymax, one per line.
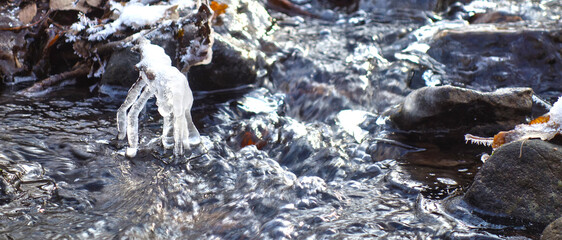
<box><xmin>0</xmin><ymin>87</ymin><xmax>535</xmax><ymax>239</ymax></box>
<box><xmin>1</xmin><ymin>0</ymin><xmax>557</xmax><ymax>237</ymax></box>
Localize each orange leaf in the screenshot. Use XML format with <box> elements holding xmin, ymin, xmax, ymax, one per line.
<box><xmin>210</xmin><ymin>1</ymin><xmax>228</xmax><ymax>17</ymax></box>
<box><xmin>529</xmin><ymin>115</ymin><xmax>550</xmax><ymax>125</ymax></box>
<box><xmin>240</xmin><ymin>131</ymin><xmax>257</xmax><ymax>148</ymax></box>
<box><xmin>492</xmin><ymin>131</ymin><xmax>507</xmax><ymax>149</ymax></box>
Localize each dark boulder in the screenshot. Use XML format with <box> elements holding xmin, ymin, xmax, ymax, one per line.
<box><xmin>100</xmin><ymin>48</ymin><xmax>140</xmax><ymax>87</ymax></box>
<box><xmin>188</xmin><ymin>37</ymin><xmax>259</xmax><ymax>91</ymax></box>
<box><xmin>390</xmin><ymin>86</ymin><xmax>532</xmax><ymax>136</ymax></box>
<box><xmin>100</xmin><ymin>0</ymin><xmax>271</xmax><ymax>92</ymax></box>
<box><xmin>427</xmin><ymin>28</ymin><xmax>562</xmax><ymax>98</ymax></box>
<box><xmin>464</xmin><ymin>140</ymin><xmax>562</xmax><ymax>226</ymax></box>
<box><xmin>360</xmin><ymin>0</ymin><xmax>472</xmax><ymax>11</ymax></box>
<box><xmin>542</xmin><ymin>217</ymin><xmax>562</xmax><ymax>240</ymax></box>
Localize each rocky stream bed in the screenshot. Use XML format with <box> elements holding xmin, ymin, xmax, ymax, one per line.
<box><xmin>0</xmin><ymin>0</ymin><xmax>561</xmax><ymax>239</ymax></box>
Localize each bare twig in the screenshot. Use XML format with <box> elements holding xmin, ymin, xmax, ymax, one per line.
<box><xmin>92</xmin><ymin>29</ymin><xmax>155</xmax><ymax>55</ymax></box>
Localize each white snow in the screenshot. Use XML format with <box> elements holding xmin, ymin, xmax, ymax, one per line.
<box><xmin>549</xmin><ymin>96</ymin><xmax>562</xmax><ymax>124</ymax></box>
<box><xmin>87</xmin><ymin>1</ymin><xmax>192</xmax><ymax>41</ymax></box>
<box><xmin>117</xmin><ymin>3</ymin><xmax>171</xmax><ymax>29</ymax></box>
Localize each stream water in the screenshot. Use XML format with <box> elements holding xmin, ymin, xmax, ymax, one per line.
<box><xmin>1</xmin><ymin>0</ymin><xmax>560</xmax><ymax>239</ymax></box>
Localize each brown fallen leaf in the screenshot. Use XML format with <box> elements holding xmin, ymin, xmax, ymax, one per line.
<box><xmin>86</xmin><ymin>0</ymin><xmax>104</xmax><ymax>8</ymax></box>
<box><xmin>50</xmin><ymin>0</ymin><xmax>90</xmax><ymax>13</ymax></box>
<box><xmin>18</xmin><ymin>3</ymin><xmax>37</xmax><ymax>25</ymax></box>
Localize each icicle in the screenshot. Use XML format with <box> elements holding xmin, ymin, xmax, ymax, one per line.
<box><xmin>532</xmin><ymin>94</ymin><xmax>552</xmax><ymax>110</ymax></box>
<box><xmin>464</xmin><ymin>134</ymin><xmax>494</xmax><ymax>147</ymax></box>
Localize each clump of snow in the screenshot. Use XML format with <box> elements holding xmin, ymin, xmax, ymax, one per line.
<box><xmin>549</xmin><ymin>96</ymin><xmax>562</xmax><ymax>124</ymax></box>
<box><xmin>87</xmin><ymin>1</ymin><xmax>190</xmax><ymax>41</ymax></box>
<box><xmin>180</xmin><ymin>37</ymin><xmax>214</xmax><ymax>67</ymax></box>
<box><xmin>115</xmin><ymin>3</ymin><xmax>171</xmax><ymax>29</ymax></box>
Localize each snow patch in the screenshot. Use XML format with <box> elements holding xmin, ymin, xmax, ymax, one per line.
<box><xmin>549</xmin><ymin>96</ymin><xmax>562</xmax><ymax>124</ymax></box>
<box><xmin>87</xmin><ymin>1</ymin><xmax>190</xmax><ymax>41</ymax></box>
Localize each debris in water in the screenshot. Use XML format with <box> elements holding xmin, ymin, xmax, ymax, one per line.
<box><xmin>465</xmin><ymin>96</ymin><xmax>562</xmax><ymax>150</ymax></box>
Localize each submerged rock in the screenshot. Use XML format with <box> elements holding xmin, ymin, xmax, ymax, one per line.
<box><xmin>427</xmin><ymin>27</ymin><xmax>562</xmax><ymax>98</ymax></box>
<box><xmin>542</xmin><ymin>217</ymin><xmax>562</xmax><ymax>240</ymax></box>
<box><xmin>390</xmin><ymin>86</ymin><xmax>533</xmax><ymax>135</ymax></box>
<box><xmin>463</xmin><ymin>140</ymin><xmax>562</xmax><ymax>226</ymax></box>
<box><xmin>189</xmin><ymin>0</ymin><xmax>271</xmax><ymax>90</ymax></box>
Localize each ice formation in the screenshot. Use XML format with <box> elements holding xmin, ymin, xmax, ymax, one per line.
<box><xmin>115</xmin><ymin>0</ymin><xmax>214</xmax><ymax>157</ymax></box>
<box><xmin>465</xmin><ymin>96</ymin><xmax>562</xmax><ymax>149</ymax></box>
<box><xmin>117</xmin><ymin>38</ymin><xmax>203</xmax><ymax>157</ymax></box>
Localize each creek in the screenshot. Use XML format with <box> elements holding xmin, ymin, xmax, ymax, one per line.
<box><xmin>0</xmin><ymin>0</ymin><xmax>560</xmax><ymax>239</ymax></box>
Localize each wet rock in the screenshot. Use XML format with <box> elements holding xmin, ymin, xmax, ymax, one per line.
<box><xmin>463</xmin><ymin>140</ymin><xmax>562</xmax><ymax>226</ymax></box>
<box><xmin>469</xmin><ymin>11</ymin><xmax>523</xmax><ymax>24</ymax></box>
<box><xmin>427</xmin><ymin>27</ymin><xmax>562</xmax><ymax>98</ymax></box>
<box><xmin>100</xmin><ymin>0</ymin><xmax>271</xmax><ymax>91</ymax></box>
<box><xmin>188</xmin><ymin>0</ymin><xmax>271</xmax><ymax>91</ymax></box>
<box><xmin>390</xmin><ymin>86</ymin><xmax>533</xmax><ymax>136</ymax></box>
<box><xmin>360</xmin><ymin>0</ymin><xmax>470</xmax><ymax>11</ymax></box>
<box><xmin>100</xmin><ymin>48</ymin><xmax>140</xmax><ymax>87</ymax></box>
<box><xmin>188</xmin><ymin>36</ymin><xmax>260</xmax><ymax>91</ymax></box>
<box><xmin>542</xmin><ymin>217</ymin><xmax>562</xmax><ymax>240</ymax></box>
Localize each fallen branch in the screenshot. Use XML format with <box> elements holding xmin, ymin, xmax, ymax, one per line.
<box><xmin>18</xmin><ymin>61</ymin><xmax>92</xmax><ymax>95</ymax></box>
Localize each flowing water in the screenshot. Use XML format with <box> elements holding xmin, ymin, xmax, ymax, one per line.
<box><xmin>1</xmin><ymin>0</ymin><xmax>560</xmax><ymax>239</ymax></box>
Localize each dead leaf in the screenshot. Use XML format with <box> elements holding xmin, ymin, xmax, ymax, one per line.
<box><xmin>50</xmin><ymin>0</ymin><xmax>90</xmax><ymax>13</ymax></box>
<box><xmin>18</xmin><ymin>3</ymin><xmax>37</xmax><ymax>25</ymax></box>
<box><xmin>86</xmin><ymin>0</ymin><xmax>103</xmax><ymax>8</ymax></box>
<box><xmin>210</xmin><ymin>1</ymin><xmax>228</xmax><ymax>17</ymax></box>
